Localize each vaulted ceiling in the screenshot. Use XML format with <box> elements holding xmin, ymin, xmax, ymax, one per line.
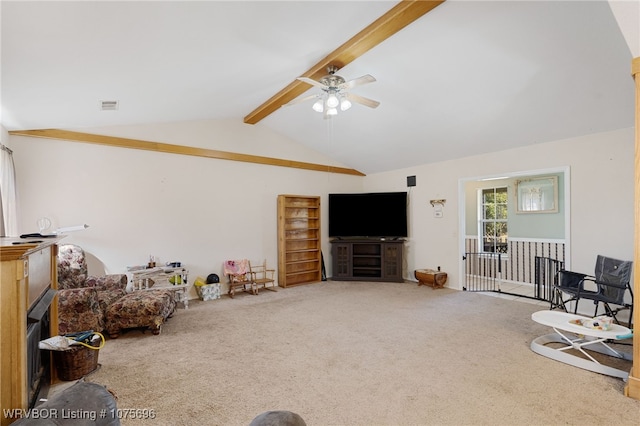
<box><xmin>1</xmin><ymin>1</ymin><xmax>637</xmax><ymax>174</ymax></box>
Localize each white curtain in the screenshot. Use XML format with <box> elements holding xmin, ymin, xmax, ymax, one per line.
<box><xmin>0</xmin><ymin>143</ymin><xmax>18</xmax><ymax>237</ymax></box>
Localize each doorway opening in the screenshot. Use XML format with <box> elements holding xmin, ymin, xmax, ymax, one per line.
<box><xmin>458</xmin><ymin>166</ymin><xmax>570</xmax><ymax>301</ymax></box>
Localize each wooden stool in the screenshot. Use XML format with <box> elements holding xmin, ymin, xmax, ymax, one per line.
<box><xmin>415</xmin><ymin>269</ymin><xmax>448</xmax><ymax>289</ymax></box>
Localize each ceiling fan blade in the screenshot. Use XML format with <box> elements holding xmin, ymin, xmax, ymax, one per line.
<box><xmin>339</xmin><ymin>74</ymin><xmax>376</xmax><ymax>90</ymax></box>
<box><xmin>284</xmin><ymin>94</ymin><xmax>318</xmax><ymax>107</ymax></box>
<box><xmin>345</xmin><ymin>92</ymin><xmax>380</xmax><ymax>109</ymax></box>
<box><xmin>296</xmin><ymin>77</ymin><xmax>327</xmax><ymax>88</ymax></box>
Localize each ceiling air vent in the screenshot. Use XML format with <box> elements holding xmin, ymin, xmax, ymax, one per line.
<box><xmin>99</xmin><ymin>100</ymin><xmax>119</xmax><ymax>111</ymax></box>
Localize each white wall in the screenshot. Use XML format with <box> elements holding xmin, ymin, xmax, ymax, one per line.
<box><xmin>10</xmin><ymin>121</ymin><xmax>634</xmax><ymax>295</ymax></box>
<box><xmin>1</xmin><ymin>125</ymin><xmax>9</xmax><ymax>145</ymax></box>
<box><xmin>10</xmin><ymin>119</ymin><xmax>363</xmax><ymax>297</ymax></box>
<box><xmin>364</xmin><ymin>127</ymin><xmax>634</xmax><ymax>289</ymax></box>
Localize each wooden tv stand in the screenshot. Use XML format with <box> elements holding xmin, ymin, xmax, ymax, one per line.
<box><xmin>330</xmin><ymin>239</ymin><xmax>404</xmax><ymax>282</ymax></box>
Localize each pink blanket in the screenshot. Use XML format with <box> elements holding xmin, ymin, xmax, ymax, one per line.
<box><xmin>224</xmin><ymin>259</ymin><xmax>249</xmax><ymax>276</ymax></box>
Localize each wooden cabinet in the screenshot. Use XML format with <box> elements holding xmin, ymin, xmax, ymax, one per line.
<box><xmin>1</xmin><ymin>238</ymin><xmax>60</xmax><ymax>425</ymax></box>
<box><xmin>331</xmin><ymin>239</ymin><xmax>404</xmax><ymax>282</ymax></box>
<box><xmin>277</xmin><ymin>195</ymin><xmax>322</xmax><ymax>287</ymax></box>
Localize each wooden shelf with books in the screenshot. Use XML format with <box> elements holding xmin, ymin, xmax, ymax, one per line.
<box><xmin>277</xmin><ymin>195</ymin><xmax>322</xmax><ymax>287</ymax></box>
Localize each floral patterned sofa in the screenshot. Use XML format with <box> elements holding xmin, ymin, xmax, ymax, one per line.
<box><xmin>57</xmin><ymin>244</ymin><xmax>176</xmax><ymax>337</ymax></box>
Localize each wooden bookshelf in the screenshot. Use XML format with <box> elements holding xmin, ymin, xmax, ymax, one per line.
<box><xmin>277</xmin><ymin>195</ymin><xmax>322</xmax><ymax>287</ymax></box>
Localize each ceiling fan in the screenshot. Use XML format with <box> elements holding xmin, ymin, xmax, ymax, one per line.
<box><xmin>286</xmin><ymin>65</ymin><xmax>380</xmax><ymax>118</ymax></box>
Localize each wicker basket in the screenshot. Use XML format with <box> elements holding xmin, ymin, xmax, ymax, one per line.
<box><xmin>53</xmin><ymin>339</ymin><xmax>101</xmax><ymax>381</ymax></box>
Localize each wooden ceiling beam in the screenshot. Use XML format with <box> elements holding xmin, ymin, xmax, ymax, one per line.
<box><xmin>8</xmin><ymin>129</ymin><xmax>366</xmax><ymax>176</ymax></box>
<box><xmin>243</xmin><ymin>0</ymin><xmax>446</xmax><ymax>125</ymax></box>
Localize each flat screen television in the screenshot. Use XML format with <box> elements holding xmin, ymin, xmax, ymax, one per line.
<box><xmin>329</xmin><ymin>192</ymin><xmax>408</xmax><ymax>238</ymax></box>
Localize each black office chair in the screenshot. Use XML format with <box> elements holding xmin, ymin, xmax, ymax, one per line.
<box><xmin>553</xmin><ymin>255</ymin><xmax>633</xmax><ymax>327</ymax></box>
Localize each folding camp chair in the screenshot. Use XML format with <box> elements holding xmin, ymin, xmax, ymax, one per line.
<box><xmin>553</xmin><ymin>255</ymin><xmax>633</xmax><ymax>327</ymax></box>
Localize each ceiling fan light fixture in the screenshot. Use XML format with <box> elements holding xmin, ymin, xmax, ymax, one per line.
<box><xmin>293</xmin><ymin>66</ymin><xmax>378</xmax><ymax>117</ymax></box>
<box><xmin>326</xmin><ymin>92</ymin><xmax>339</xmax><ymax>108</ymax></box>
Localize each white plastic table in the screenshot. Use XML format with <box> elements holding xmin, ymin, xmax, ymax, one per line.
<box><xmin>129</xmin><ymin>266</ymin><xmax>190</xmax><ymax>309</ymax></box>
<box><xmin>531</xmin><ymin>310</ymin><xmax>632</xmax><ymax>380</ymax></box>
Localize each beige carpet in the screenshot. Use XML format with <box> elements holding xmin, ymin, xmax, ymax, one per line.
<box><xmin>81</xmin><ymin>281</ymin><xmax>640</xmax><ymax>425</ymax></box>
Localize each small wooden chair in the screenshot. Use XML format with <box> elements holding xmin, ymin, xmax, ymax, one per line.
<box><xmin>249</xmin><ymin>260</ymin><xmax>277</xmax><ymax>294</ymax></box>
<box><xmin>224</xmin><ymin>259</ymin><xmax>256</xmax><ymax>298</ymax></box>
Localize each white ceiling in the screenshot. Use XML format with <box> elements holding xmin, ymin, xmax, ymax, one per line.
<box><xmin>1</xmin><ymin>1</ymin><xmax>637</xmax><ymax>174</ymax></box>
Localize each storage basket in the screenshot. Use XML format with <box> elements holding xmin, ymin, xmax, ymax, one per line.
<box><xmin>53</xmin><ymin>335</ymin><xmax>103</xmax><ymax>381</ymax></box>
<box><xmin>196</xmin><ymin>283</ymin><xmax>221</xmax><ymax>301</ymax></box>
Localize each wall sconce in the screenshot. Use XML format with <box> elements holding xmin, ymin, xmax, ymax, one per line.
<box><xmin>430</xmin><ymin>199</ymin><xmax>446</xmax><ymax>218</ymax></box>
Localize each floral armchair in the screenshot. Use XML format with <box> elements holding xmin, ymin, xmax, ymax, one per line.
<box><xmin>57</xmin><ymin>244</ymin><xmax>128</xmax><ymax>335</ymax></box>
